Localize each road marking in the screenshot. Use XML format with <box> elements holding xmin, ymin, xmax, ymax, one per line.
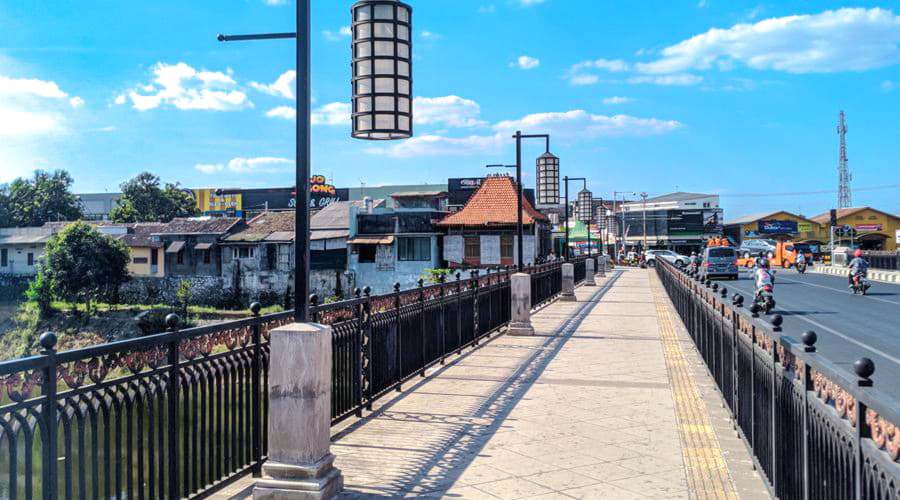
<box><xmin>787</xmin><ymin>314</ymin><xmax>900</xmax><ymax>366</ymax></box>
<box><xmin>778</xmin><ymin>276</ymin><xmax>900</xmax><ymax>307</ymax></box>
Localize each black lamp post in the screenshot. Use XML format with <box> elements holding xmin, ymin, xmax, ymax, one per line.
<box><xmin>562</xmin><ymin>177</ymin><xmax>587</xmax><ymax>261</ymax></box>
<box><xmin>218</xmin><ymin>0</ymin><xmax>413</xmax><ymax>323</ymax></box>
<box><xmin>488</xmin><ymin>131</ymin><xmax>552</xmax><ymax>272</ymax></box>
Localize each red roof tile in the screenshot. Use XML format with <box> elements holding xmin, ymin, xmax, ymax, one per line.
<box><xmin>437</xmin><ymin>175</ymin><xmax>548</xmax><ymax>227</ymax></box>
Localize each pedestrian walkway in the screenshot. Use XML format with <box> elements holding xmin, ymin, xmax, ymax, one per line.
<box><xmin>217</xmin><ymin>268</ymin><xmax>769</xmax><ymax>499</ymax></box>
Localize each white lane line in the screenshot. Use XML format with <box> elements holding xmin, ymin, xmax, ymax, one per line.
<box><xmin>778</xmin><ymin>276</ymin><xmax>900</xmax><ymax>307</ymax></box>
<box><xmin>789</xmin><ymin>314</ymin><xmax>900</xmax><ymax>366</ymax></box>
<box><xmin>725</xmin><ymin>279</ymin><xmax>900</xmax><ymax>365</ymax></box>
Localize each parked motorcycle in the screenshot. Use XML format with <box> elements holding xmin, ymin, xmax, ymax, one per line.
<box><xmin>754</xmin><ymin>285</ymin><xmax>776</xmax><ymax>314</ymax></box>
<box><xmin>851</xmin><ymin>272</ymin><xmax>870</xmax><ymax>295</ymax></box>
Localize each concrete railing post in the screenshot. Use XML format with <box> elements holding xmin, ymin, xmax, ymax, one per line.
<box><xmin>585</xmin><ymin>258</ymin><xmax>596</xmax><ymax>286</ymax></box>
<box><xmin>561</xmin><ymin>263</ymin><xmax>576</xmax><ymax>302</ymax></box>
<box><xmin>598</xmin><ymin>256</ymin><xmax>607</xmax><ymax>277</ymax></box>
<box><xmin>507</xmin><ymin>273</ymin><xmax>535</xmax><ymax>336</ymax></box>
<box><xmin>254</xmin><ymin>323</ymin><xmax>344</xmax><ymax>499</ymax></box>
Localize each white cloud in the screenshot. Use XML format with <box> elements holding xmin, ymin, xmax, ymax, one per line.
<box><xmin>366</xmin><ymin>134</ymin><xmax>504</xmax><ymax>158</ymax></box>
<box><xmin>414</xmin><ymin>96</ymin><xmax>488</xmax><ymax>128</ymax></box>
<box><xmin>421</xmin><ymin>31</ymin><xmax>442</xmax><ymax>40</ymax></box>
<box><xmin>126</xmin><ymin>62</ymin><xmax>252</xmax><ymax>111</ymax></box>
<box><xmin>520</xmin><ymin>0</ymin><xmax>545</xmax><ymax>5</ymax></box>
<box><xmin>250</xmin><ymin>70</ymin><xmax>296</xmax><ymax>99</ymax></box>
<box><xmin>114</xmin><ymin>94</ymin><xmax>126</xmax><ymax>105</ymax></box>
<box><xmin>636</xmin><ymin>8</ymin><xmax>900</xmax><ymax>75</ymax></box>
<box><xmin>493</xmin><ymin>110</ymin><xmax>683</xmax><ymax>139</ymax></box>
<box><xmin>311</xmin><ymin>102</ymin><xmax>351</xmax><ymax>126</ymax></box>
<box><xmin>266</xmin><ymin>106</ymin><xmax>296</xmax><ymax>120</ymax></box>
<box><xmin>697</xmin><ymin>0</ymin><xmax>707</xmax><ymax>7</ymax></box>
<box><xmin>570</xmin><ymin>75</ymin><xmax>600</xmax><ymax>86</ymax></box>
<box><xmin>69</xmin><ymin>96</ymin><xmax>85</xmax><ymax>108</ymax></box>
<box><xmin>567</xmin><ymin>59</ymin><xmax>630</xmax><ymax>85</ymax></box>
<box><xmin>883</xmin><ymin>80</ymin><xmax>898</xmax><ymax>91</ymax></box>
<box><xmin>322</xmin><ymin>27</ymin><xmax>352</xmax><ymax>41</ymax></box>
<box><xmin>195</xmin><ymin>157</ymin><xmax>294</xmax><ymax>174</ymax></box>
<box><xmin>511</xmin><ymin>56</ymin><xmax>541</xmax><ymax>70</ymax></box>
<box><xmin>0</xmin><ymin>76</ymin><xmax>69</xmax><ymax>99</ymax></box>
<box><xmin>368</xmin><ymin>109</ymin><xmax>684</xmax><ymax>157</ymax></box>
<box><xmin>0</xmin><ymin>110</ymin><xmax>59</xmax><ymax>135</ymax></box>
<box><xmin>603</xmin><ymin>96</ymin><xmax>634</xmax><ymax>105</ymax></box>
<box><xmin>627</xmin><ymin>74</ymin><xmax>704</xmax><ymax>85</ymax></box>
<box><xmin>264</xmin><ymin>0</ymin><xmax>286</xmax><ymax>5</ymax></box>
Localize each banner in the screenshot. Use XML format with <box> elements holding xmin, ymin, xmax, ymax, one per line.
<box><xmin>798</xmin><ymin>223</ymin><xmax>814</xmax><ymax>233</ymax></box>
<box><xmin>855</xmin><ymin>224</ymin><xmax>883</xmax><ymax>232</ymax></box>
<box><xmin>758</xmin><ymin>220</ymin><xmax>797</xmax><ymax>234</ymax></box>
<box><xmin>896</xmin><ymin>229</ymin><xmax>900</xmax><ymax>245</ymax></box>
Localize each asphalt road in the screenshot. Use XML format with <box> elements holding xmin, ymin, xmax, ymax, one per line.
<box><xmin>718</xmin><ymin>268</ymin><xmax>900</xmax><ymax>399</ymax></box>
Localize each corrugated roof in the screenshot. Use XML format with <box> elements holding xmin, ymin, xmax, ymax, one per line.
<box><xmin>267</xmin><ymin>231</ymin><xmax>296</xmax><ymax>242</ymax></box>
<box><xmin>437</xmin><ymin>175</ymin><xmax>549</xmax><ymax>227</ymax></box>
<box><xmin>0</xmin><ymin>234</ymin><xmax>52</xmax><ymax>245</ymax></box>
<box><xmin>154</xmin><ymin>217</ymin><xmax>241</xmax><ymax>235</ymax></box>
<box><xmin>642</xmin><ymin>192</ymin><xmax>715</xmax><ymax>203</ymax></box>
<box><xmin>310</xmin><ymin>229</ymin><xmax>347</xmax><ymax>241</ymax></box>
<box><xmin>347</xmin><ymin>235</ymin><xmax>395</xmax><ymax>245</ymax></box>
<box><xmin>809</xmin><ymin>207</ymin><xmax>900</xmax><ymax>225</ymax></box>
<box><xmin>224</xmin><ymin>212</ymin><xmax>293</xmax><ymax>242</ymax></box>
<box><xmin>116</xmin><ymin>233</ymin><xmax>163</xmax><ymax>248</ymax></box>
<box><xmin>311</xmin><ymin>200</ymin><xmax>383</xmax><ymax>230</ymax></box>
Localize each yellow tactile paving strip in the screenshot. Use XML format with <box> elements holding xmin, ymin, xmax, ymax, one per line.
<box><xmin>651</xmin><ymin>273</ymin><xmax>740</xmax><ymax>500</ymax></box>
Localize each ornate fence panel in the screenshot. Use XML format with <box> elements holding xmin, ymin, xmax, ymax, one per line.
<box><xmin>656</xmin><ymin>259</ymin><xmax>900</xmax><ymax>499</ymax></box>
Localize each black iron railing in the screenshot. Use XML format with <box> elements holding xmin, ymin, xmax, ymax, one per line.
<box><xmin>0</xmin><ymin>259</ymin><xmax>587</xmax><ymax>499</ymax></box>
<box><xmin>656</xmin><ymin>259</ymin><xmax>900</xmax><ymax>499</ymax></box>
<box><xmin>862</xmin><ymin>251</ymin><xmax>899</xmax><ymax>271</ymax></box>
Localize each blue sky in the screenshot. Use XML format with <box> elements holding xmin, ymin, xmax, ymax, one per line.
<box><xmin>1</xmin><ymin>0</ymin><xmax>898</xmax><ymax>219</ymax></box>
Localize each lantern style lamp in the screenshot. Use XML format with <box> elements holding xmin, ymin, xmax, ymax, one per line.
<box><xmin>536</xmin><ymin>152</ymin><xmax>560</xmax><ymax>206</ymax></box>
<box><xmin>351</xmin><ymin>0</ymin><xmax>413</xmax><ymax>140</ymax></box>
<box><xmin>577</xmin><ymin>189</ymin><xmax>593</xmax><ymax>222</ymax></box>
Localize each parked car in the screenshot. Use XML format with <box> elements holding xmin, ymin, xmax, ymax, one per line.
<box><xmin>645</xmin><ymin>250</ymin><xmax>690</xmax><ymax>268</ymax></box>
<box><xmin>701</xmin><ymin>246</ymin><xmax>739</xmax><ymax>280</ymax></box>
<box><xmin>738</xmin><ymin>238</ymin><xmax>777</xmax><ymax>258</ymax></box>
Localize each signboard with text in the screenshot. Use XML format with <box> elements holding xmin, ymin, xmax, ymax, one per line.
<box><xmin>855</xmin><ymin>224</ymin><xmax>883</xmax><ymax>232</ymax></box>
<box><xmin>758</xmin><ymin>220</ymin><xmax>798</xmax><ymax>234</ymax></box>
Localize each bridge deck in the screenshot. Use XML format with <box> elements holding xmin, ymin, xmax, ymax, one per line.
<box><xmin>218</xmin><ymin>269</ymin><xmax>769</xmax><ymax>499</ymax></box>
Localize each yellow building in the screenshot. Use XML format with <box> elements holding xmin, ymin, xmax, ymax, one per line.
<box><xmin>117</xmin><ymin>223</ymin><xmax>166</xmax><ymax>277</ymax></box>
<box><xmin>811</xmin><ymin>207</ymin><xmax>900</xmax><ymax>251</ymax></box>
<box><xmin>724</xmin><ymin>211</ymin><xmax>824</xmax><ymax>244</ymax></box>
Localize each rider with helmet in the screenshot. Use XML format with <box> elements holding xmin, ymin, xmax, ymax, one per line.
<box><xmin>848</xmin><ymin>249</ymin><xmax>869</xmax><ymax>287</ymax></box>
<box><xmin>754</xmin><ymin>258</ymin><xmax>774</xmax><ymax>299</ymax></box>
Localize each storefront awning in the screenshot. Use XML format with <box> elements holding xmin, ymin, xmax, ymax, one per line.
<box><xmin>347</xmin><ymin>236</ymin><xmax>395</xmax><ymax>245</ymax></box>
<box><xmin>165</xmin><ymin>241</ymin><xmax>186</xmax><ymax>253</ymax></box>
<box><xmin>194</xmin><ymin>242</ymin><xmax>213</xmax><ymax>250</ymax></box>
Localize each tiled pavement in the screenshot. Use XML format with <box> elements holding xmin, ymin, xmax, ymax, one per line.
<box><xmin>216</xmin><ymin>268</ymin><xmax>770</xmax><ymax>499</ymax></box>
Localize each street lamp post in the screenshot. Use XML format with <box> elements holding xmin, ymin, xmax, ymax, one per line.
<box><xmin>218</xmin><ymin>0</ymin><xmax>413</xmax><ymax>323</ymax></box>
<box><xmin>641</xmin><ymin>192</ymin><xmax>648</xmax><ymax>252</ymax></box>
<box><xmin>562</xmin><ymin>177</ymin><xmax>587</xmax><ymax>261</ymax></box>
<box><xmin>490</xmin><ymin>131</ymin><xmax>551</xmax><ymax>272</ymax></box>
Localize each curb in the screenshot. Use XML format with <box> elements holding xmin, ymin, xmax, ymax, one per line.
<box><xmin>810</xmin><ymin>265</ymin><xmax>900</xmax><ymax>284</ymax></box>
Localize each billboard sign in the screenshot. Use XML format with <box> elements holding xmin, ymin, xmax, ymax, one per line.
<box><xmin>798</xmin><ymin>222</ymin><xmax>815</xmax><ymax>233</ymax></box>
<box><xmin>855</xmin><ymin>224</ymin><xmax>883</xmax><ymax>232</ymax></box>
<box><xmin>193</xmin><ymin>189</ymin><xmax>243</xmax><ymax>216</ymax></box>
<box><xmin>896</xmin><ymin>229</ymin><xmax>900</xmax><ymax>245</ymax></box>
<box><xmin>758</xmin><ymin>220</ymin><xmax>797</xmax><ymax>234</ymax></box>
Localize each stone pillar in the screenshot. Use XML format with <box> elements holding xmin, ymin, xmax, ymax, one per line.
<box><xmin>561</xmin><ymin>263</ymin><xmax>576</xmax><ymax>301</ymax></box>
<box><xmin>585</xmin><ymin>258</ymin><xmax>596</xmax><ymax>286</ymax></box>
<box><xmin>507</xmin><ymin>273</ymin><xmax>535</xmax><ymax>336</ymax></box>
<box><xmin>254</xmin><ymin>323</ymin><xmax>344</xmax><ymax>500</ymax></box>
<box><xmin>598</xmin><ymin>256</ymin><xmax>607</xmax><ymax>277</ymax></box>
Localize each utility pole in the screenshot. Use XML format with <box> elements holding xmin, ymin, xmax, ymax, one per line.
<box><xmin>838</xmin><ymin>111</ymin><xmax>852</xmax><ymax>209</ymax></box>
<box><xmin>641</xmin><ymin>192</ymin><xmax>648</xmax><ymax>251</ymax></box>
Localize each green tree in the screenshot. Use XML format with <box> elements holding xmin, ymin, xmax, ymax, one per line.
<box><xmin>3</xmin><ymin>170</ymin><xmax>83</xmax><ymax>227</ymax></box>
<box><xmin>25</xmin><ymin>271</ymin><xmax>54</xmax><ymax>318</ymax></box>
<box><xmin>41</xmin><ymin>221</ymin><xmax>131</xmax><ymax>316</ymax></box>
<box><xmin>176</xmin><ymin>279</ymin><xmax>192</xmax><ymax>317</ymax></box>
<box><xmin>111</xmin><ymin>172</ymin><xmax>198</xmax><ymax>223</ymax></box>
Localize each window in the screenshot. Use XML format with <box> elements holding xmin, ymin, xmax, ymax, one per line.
<box><xmin>703</xmin><ymin>202</ymin><xmax>711</xmax><ymax>208</ymax></box>
<box><xmin>133</xmin><ymin>257</ymin><xmax>149</xmax><ymax>264</ymax></box>
<box><xmin>266</xmin><ymin>244</ymin><xmax>277</xmax><ymax>270</ymax></box>
<box><xmin>203</xmin><ymin>249</ymin><xmax>211</xmax><ymax>264</ymax></box>
<box><xmin>358</xmin><ymin>244</ymin><xmax>377</xmax><ymax>263</ymax></box>
<box><xmin>1</xmin><ymin>249</ymin><xmax>6</xmax><ymax>267</ymax></box>
<box><xmin>232</xmin><ymin>247</ymin><xmax>255</xmax><ymax>259</ymax></box>
<box><xmin>151</xmin><ymin>249</ymin><xmax>159</xmax><ymax>266</ymax></box>
<box><xmin>500</xmin><ymin>235</ymin><xmax>514</xmax><ymax>260</ymax></box>
<box><xmin>398</xmin><ymin>237</ymin><xmax>431</xmax><ymax>261</ymax></box>
<box><xmin>464</xmin><ymin>237</ymin><xmax>480</xmax><ymax>260</ymax></box>
<box><xmin>27</xmin><ymin>253</ymin><xmax>34</xmax><ymax>266</ymax></box>
<box><xmin>176</xmin><ymin>250</ymin><xmax>184</xmax><ymax>265</ymax></box>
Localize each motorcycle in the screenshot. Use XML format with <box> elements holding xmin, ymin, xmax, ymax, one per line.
<box><xmin>755</xmin><ymin>284</ymin><xmax>776</xmax><ymax>314</ymax></box>
<box><xmin>851</xmin><ymin>272</ymin><xmax>870</xmax><ymax>295</ymax></box>
<box><xmin>796</xmin><ymin>262</ymin><xmax>807</xmax><ymax>274</ymax></box>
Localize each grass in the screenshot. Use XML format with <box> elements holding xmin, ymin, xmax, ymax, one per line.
<box><xmin>49</xmin><ymin>301</ymin><xmax>285</xmax><ymax>316</ymax></box>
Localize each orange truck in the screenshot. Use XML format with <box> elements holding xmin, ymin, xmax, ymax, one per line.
<box><xmin>736</xmin><ymin>240</ymin><xmax>813</xmax><ymax>268</ymax></box>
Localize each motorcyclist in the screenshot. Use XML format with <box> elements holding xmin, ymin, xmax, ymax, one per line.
<box><xmin>795</xmin><ymin>251</ymin><xmax>807</xmax><ymax>270</ymax></box>
<box><xmin>848</xmin><ymin>249</ymin><xmax>868</xmax><ymax>287</ymax></box>
<box><xmin>754</xmin><ymin>259</ymin><xmax>774</xmax><ymax>300</ymax></box>
<box><xmin>689</xmin><ymin>251</ymin><xmax>700</xmax><ymax>271</ymax></box>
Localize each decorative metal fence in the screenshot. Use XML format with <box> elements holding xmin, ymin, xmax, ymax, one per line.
<box><xmin>0</xmin><ymin>258</ymin><xmax>589</xmax><ymax>499</ymax></box>
<box><xmin>862</xmin><ymin>251</ymin><xmax>900</xmax><ymax>271</ymax></box>
<box><xmin>656</xmin><ymin>259</ymin><xmax>900</xmax><ymax>499</ymax></box>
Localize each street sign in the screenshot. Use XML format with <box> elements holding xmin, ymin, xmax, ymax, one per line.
<box><xmin>896</xmin><ymin>229</ymin><xmax>900</xmax><ymax>245</ymax></box>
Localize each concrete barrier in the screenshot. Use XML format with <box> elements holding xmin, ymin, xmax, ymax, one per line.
<box><xmin>811</xmin><ymin>265</ymin><xmax>900</xmax><ymax>284</ymax></box>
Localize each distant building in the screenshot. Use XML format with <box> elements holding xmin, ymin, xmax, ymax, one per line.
<box><xmin>618</xmin><ymin>192</ymin><xmax>723</xmax><ymax>253</ymax></box>
<box><xmin>348</xmin><ymin>193</ymin><xmax>447</xmax><ymax>294</ymax></box>
<box><xmin>151</xmin><ymin>218</ymin><xmax>243</xmax><ymax>277</ymax></box>
<box><xmin>116</xmin><ymin>223</ymin><xmax>167</xmax><ymax>277</ymax></box>
<box><xmin>0</xmin><ymin>227</ymin><xmax>54</xmax><ymax>276</ymax></box>
<box><xmin>347</xmin><ymin>183</ymin><xmax>447</xmax><ymax>209</ymax></box>
<box><xmin>724</xmin><ymin>211</ymin><xmax>822</xmax><ymax>246</ymax></box>
<box><xmin>447</xmin><ymin>178</ymin><xmax>535</xmax><ymax>213</ymax></box>
<box><xmin>810</xmin><ymin>207</ymin><xmax>900</xmax><ymax>251</ymax></box>
<box><xmin>77</xmin><ymin>193</ymin><xmax>122</xmax><ymax>221</ymax></box>
<box><xmin>437</xmin><ymin>175</ymin><xmax>550</xmax><ymax>268</ymax></box>
<box><xmin>220</xmin><ymin>211</ymin><xmax>295</xmax><ymax>300</ymax></box>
